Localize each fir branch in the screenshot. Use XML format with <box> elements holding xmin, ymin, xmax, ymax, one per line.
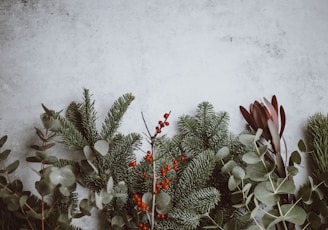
<box><xmin>100</xmin><ymin>93</ymin><xmax>135</xmax><ymax>141</ymax></box>
<box><xmin>174</xmin><ymin>150</ymin><xmax>216</xmax><ymax>202</ymax></box>
<box><xmin>65</xmin><ymin>101</ymin><xmax>84</xmax><ymax>134</ymax></box>
<box><xmin>176</xmin><ymin>187</ymin><xmax>220</xmax><ymax>214</ymax></box>
<box><xmin>79</xmin><ymin>88</ymin><xmax>99</xmax><ymax>144</ymax></box>
<box><xmin>169</xmin><ymin>209</ymin><xmax>203</xmax><ymax>230</ymax></box>
<box><xmin>307</xmin><ymin>112</ymin><xmax>328</xmax><ymax>176</ymax></box>
<box><xmin>196</xmin><ymin>101</ymin><xmax>216</xmax><ymax>136</ymax></box>
<box><xmin>104</xmin><ymin>133</ymin><xmax>142</xmax><ymax>183</ymax></box>
<box><xmin>58</xmin><ymin>116</ymin><xmax>88</xmax><ymax>150</ymax></box>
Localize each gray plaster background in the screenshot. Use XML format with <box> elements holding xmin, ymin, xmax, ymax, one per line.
<box><xmin>0</xmin><ymin>0</ymin><xmax>328</xmax><ymax>229</ymax></box>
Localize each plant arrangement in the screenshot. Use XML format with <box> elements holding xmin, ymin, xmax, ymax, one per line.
<box><xmin>0</xmin><ymin>106</ymin><xmax>81</xmax><ymax>230</ymax></box>
<box><xmin>1</xmin><ymin>90</ymin><xmax>328</xmax><ymax>230</ymax></box>
<box><xmin>215</xmin><ymin>95</ymin><xmax>328</xmax><ymax>229</ymax></box>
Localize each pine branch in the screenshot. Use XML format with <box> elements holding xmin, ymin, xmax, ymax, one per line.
<box><xmin>176</xmin><ymin>187</ymin><xmax>220</xmax><ymax>213</ymax></box>
<box><xmin>80</xmin><ymin>88</ymin><xmax>98</xmax><ymax>144</ymax></box>
<box><xmin>307</xmin><ymin>112</ymin><xmax>328</xmax><ymax>175</ymax></box>
<box><xmin>104</xmin><ymin>133</ymin><xmax>141</xmax><ymax>183</ymax></box>
<box><xmin>65</xmin><ymin>101</ymin><xmax>84</xmax><ymax>134</ymax></box>
<box><xmin>174</xmin><ymin>150</ymin><xmax>216</xmax><ymax>202</ymax></box>
<box><xmin>58</xmin><ymin>116</ymin><xmax>88</xmax><ymax>150</ymax></box>
<box><xmin>169</xmin><ymin>209</ymin><xmax>203</xmax><ymax>230</ymax></box>
<box><xmin>100</xmin><ymin>93</ymin><xmax>135</xmax><ymax>141</ymax></box>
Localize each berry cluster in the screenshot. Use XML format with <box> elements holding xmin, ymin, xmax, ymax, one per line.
<box><xmin>138</xmin><ymin>223</ymin><xmax>150</xmax><ymax>230</ymax></box>
<box><xmin>155</xmin><ymin>113</ymin><xmax>170</xmax><ymax>134</ymax></box>
<box><xmin>133</xmin><ymin>194</ymin><xmax>150</xmax><ymax>212</ymax></box>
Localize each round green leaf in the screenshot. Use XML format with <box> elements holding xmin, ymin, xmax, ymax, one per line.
<box><xmin>112</xmin><ymin>215</ymin><xmax>124</xmax><ymax>227</ymax></box>
<box><xmin>280</xmin><ymin>204</ymin><xmax>306</xmax><ymax>225</ymax></box>
<box><xmin>221</xmin><ymin>160</ymin><xmax>237</xmax><ymax>173</ymax></box>
<box><xmin>94</xmin><ymin>140</ymin><xmax>109</xmax><ymax>156</ymax></box>
<box><xmin>290</xmin><ymin>151</ymin><xmax>301</xmax><ymax>165</ymax></box>
<box><xmin>239</xmin><ymin>134</ymin><xmax>256</xmax><ymax>146</ymax></box>
<box><xmin>254</xmin><ymin>182</ymin><xmax>279</xmax><ymax>206</ymax></box>
<box><xmin>298</xmin><ymin>139</ymin><xmax>306</xmax><ymax>152</ymax></box>
<box><xmin>216</xmin><ymin>147</ymin><xmax>230</xmax><ymax>161</ymax></box>
<box><xmin>228</xmin><ymin>175</ymin><xmax>241</xmax><ymax>191</ymax></box>
<box><xmin>242</xmin><ymin>152</ymin><xmax>261</xmax><ymax>164</ymax></box>
<box><xmin>232</xmin><ymin>166</ymin><xmax>245</xmax><ymax>180</ymax></box>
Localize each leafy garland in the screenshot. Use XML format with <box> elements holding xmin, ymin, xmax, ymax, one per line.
<box><xmin>1</xmin><ymin>89</ymin><xmax>328</xmax><ymax>229</ymax></box>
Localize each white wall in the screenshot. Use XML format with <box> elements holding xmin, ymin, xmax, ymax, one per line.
<box><xmin>1</xmin><ymin>0</ymin><xmax>328</xmax><ymax>228</ymax></box>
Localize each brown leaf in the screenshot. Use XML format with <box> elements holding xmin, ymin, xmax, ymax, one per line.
<box><xmin>279</xmin><ymin>106</ymin><xmax>286</xmax><ymax>137</ymax></box>
<box><xmin>240</xmin><ymin>106</ymin><xmax>257</xmax><ymax>131</ymax></box>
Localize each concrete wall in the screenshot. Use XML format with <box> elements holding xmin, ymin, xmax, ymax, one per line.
<box><xmin>1</xmin><ymin>0</ymin><xmax>328</xmax><ymax>228</ymax></box>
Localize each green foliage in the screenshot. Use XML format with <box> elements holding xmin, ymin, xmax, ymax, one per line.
<box><xmin>163</xmin><ymin>101</ymin><xmax>244</xmax><ymax>228</ymax></box>
<box><xmin>302</xmin><ymin>112</ymin><xmax>328</xmax><ymax>229</ymax></box>
<box><xmin>0</xmin><ymin>133</ymin><xmax>81</xmax><ymax>230</ymax></box>
<box><xmin>218</xmin><ymin>129</ymin><xmax>327</xmax><ymax>229</ymax></box>
<box><xmin>54</xmin><ymin>89</ymin><xmax>143</xmax><ymax>228</ymax></box>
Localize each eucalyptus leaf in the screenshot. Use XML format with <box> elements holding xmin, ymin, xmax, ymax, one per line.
<box><xmin>216</xmin><ymin>147</ymin><xmax>230</xmax><ymax>161</ymax></box>
<box><xmin>0</xmin><ymin>135</ymin><xmax>8</xmax><ymax>148</ymax></box>
<box><xmin>307</xmin><ymin>212</ymin><xmax>322</xmax><ymax>228</ymax></box>
<box><xmin>246</xmin><ymin>225</ymin><xmax>262</xmax><ymax>230</ymax></box>
<box><xmin>49</xmin><ymin>166</ymin><xmax>75</xmax><ymax>187</ymax></box>
<box><xmin>107</xmin><ymin>176</ymin><xmax>114</xmax><ymax>193</ymax></box>
<box><xmin>280</xmin><ymin>204</ymin><xmax>306</xmax><ymax>225</ymax></box>
<box><xmin>156</xmin><ymin>191</ymin><xmax>171</xmax><ymax>211</ymax></box>
<box><xmin>254</xmin><ymin>182</ymin><xmax>279</xmax><ymax>206</ymax></box>
<box><xmin>221</xmin><ymin>160</ymin><xmax>237</xmax><ymax>173</ymax></box>
<box><xmin>83</xmin><ymin>145</ymin><xmax>94</xmax><ymax>160</ymax></box>
<box><xmin>246</xmin><ymin>161</ymin><xmax>274</xmax><ymax>181</ymax></box>
<box><xmin>19</xmin><ymin>195</ymin><xmax>28</xmax><ymax>208</ymax></box>
<box><xmin>142</xmin><ymin>191</ymin><xmax>153</xmax><ymax>207</ymax></box>
<box><xmin>8</xmin><ymin>179</ymin><xmax>23</xmax><ymax>192</ymax></box>
<box><xmin>94</xmin><ymin>140</ymin><xmax>109</xmax><ymax>156</ymax></box>
<box><xmin>112</xmin><ymin>215</ymin><xmax>125</xmax><ymax>227</ymax></box>
<box><xmin>287</xmin><ymin>166</ymin><xmax>298</xmax><ymax>176</ymax></box>
<box><xmin>0</xmin><ymin>176</ymin><xmax>7</xmax><ymax>186</ymax></box>
<box><xmin>298</xmin><ymin>139</ymin><xmax>306</xmax><ymax>152</ymax></box>
<box><xmin>274</xmin><ymin>178</ymin><xmax>296</xmax><ymax>194</ymax></box>
<box><xmin>239</xmin><ymin>134</ymin><xmax>256</xmax><ymax>146</ymax></box>
<box><xmin>290</xmin><ymin>151</ymin><xmax>301</xmax><ymax>165</ymax></box>
<box><xmin>79</xmin><ymin>199</ymin><xmax>92</xmax><ymax>216</ymax></box>
<box><xmin>232</xmin><ymin>166</ymin><xmax>245</xmax><ymax>180</ymax></box>
<box><xmin>228</xmin><ymin>175</ymin><xmax>241</xmax><ymax>191</ymax></box>
<box><xmin>242</xmin><ymin>152</ymin><xmax>261</xmax><ymax>164</ymax></box>
<box><xmin>0</xmin><ymin>149</ymin><xmax>11</xmax><ymax>161</ymax></box>
<box><xmin>95</xmin><ymin>191</ymin><xmax>104</xmax><ymax>210</ymax></box>
<box><xmin>5</xmin><ymin>160</ymin><xmax>19</xmax><ymax>174</ymax></box>
<box><xmin>35</xmin><ymin>180</ymin><xmax>54</xmax><ymax>196</ymax></box>
<box><xmin>26</xmin><ymin>156</ymin><xmax>42</xmax><ymax>163</ymax></box>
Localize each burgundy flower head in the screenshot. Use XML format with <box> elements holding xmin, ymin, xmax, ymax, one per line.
<box><xmin>240</xmin><ymin>95</ymin><xmax>286</xmax><ymax>153</ymax></box>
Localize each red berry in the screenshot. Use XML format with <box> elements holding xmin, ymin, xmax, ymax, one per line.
<box><xmin>165</xmin><ymin>121</ymin><xmax>169</xmax><ymax>126</ymax></box>
<box><xmin>162</xmin><ymin>183</ymin><xmax>169</xmax><ymax>190</ymax></box>
<box><xmin>142</xmin><ymin>173</ymin><xmax>149</xmax><ymax>178</ymax></box>
<box><xmin>129</xmin><ymin>161</ymin><xmax>137</xmax><ymax>167</ymax></box>
<box><xmin>173</xmin><ymin>160</ymin><xmax>178</xmax><ymax>165</ymax></box>
<box><xmin>166</xmin><ymin>164</ymin><xmax>171</xmax><ymax>171</ymax></box>
<box><xmin>159</xmin><ymin>120</ymin><xmax>164</xmax><ymax>127</ymax></box>
<box><xmin>180</xmin><ymin>155</ymin><xmax>186</xmax><ymax>161</ymax></box>
<box><xmin>174</xmin><ymin>165</ymin><xmax>178</xmax><ymax>170</ymax></box>
<box><xmin>147</xmin><ymin>150</ymin><xmax>151</xmax><ymax>155</ymax></box>
<box><xmin>164</xmin><ymin>113</ymin><xmax>169</xmax><ymax>119</ymax></box>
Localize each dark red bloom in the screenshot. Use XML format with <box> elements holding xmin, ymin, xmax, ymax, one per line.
<box><xmin>240</xmin><ymin>95</ymin><xmax>286</xmax><ymax>153</ymax></box>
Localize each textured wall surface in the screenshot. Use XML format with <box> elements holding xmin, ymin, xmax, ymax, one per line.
<box><xmin>1</xmin><ymin>0</ymin><xmax>328</xmax><ymax>228</ymax></box>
